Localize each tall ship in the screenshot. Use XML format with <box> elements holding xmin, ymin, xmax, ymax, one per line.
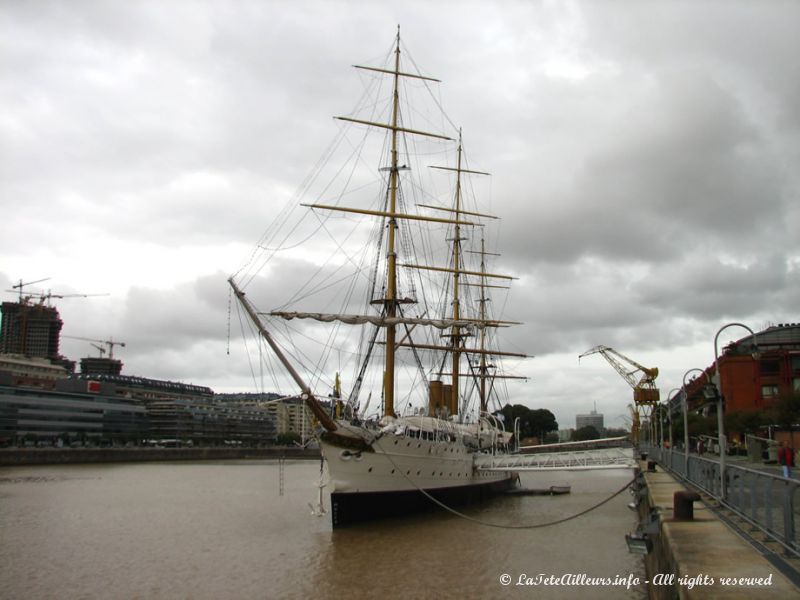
<box><xmin>230</xmin><ymin>28</ymin><xmax>528</xmax><ymax>526</ymax></box>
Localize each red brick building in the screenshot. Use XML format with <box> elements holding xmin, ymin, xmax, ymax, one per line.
<box><xmin>684</xmin><ymin>323</ymin><xmax>800</xmax><ymax>417</ymax></box>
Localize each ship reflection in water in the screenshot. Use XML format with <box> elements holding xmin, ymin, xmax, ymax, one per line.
<box><xmin>0</xmin><ymin>460</ymin><xmax>645</xmax><ymax>599</ymax></box>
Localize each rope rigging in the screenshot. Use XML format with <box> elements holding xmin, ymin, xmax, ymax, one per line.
<box><xmin>229</xmin><ymin>35</ymin><xmax>520</xmax><ymax>418</ymax></box>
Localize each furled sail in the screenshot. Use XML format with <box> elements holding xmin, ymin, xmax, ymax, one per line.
<box><xmin>269</xmin><ymin>311</ymin><xmax>488</xmax><ymax>331</ymax></box>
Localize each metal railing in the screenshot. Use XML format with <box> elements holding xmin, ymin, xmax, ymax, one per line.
<box><xmin>645</xmin><ymin>445</ymin><xmax>799</xmax><ymax>555</ymax></box>
<box><xmin>476</xmin><ymin>446</ymin><xmax>637</xmax><ymax>471</ymax></box>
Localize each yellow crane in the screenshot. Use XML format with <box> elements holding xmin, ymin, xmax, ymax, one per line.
<box><xmin>579</xmin><ymin>345</ymin><xmax>660</xmax><ymax>444</ymax></box>
<box><xmin>579</xmin><ymin>345</ymin><xmax>659</xmax><ymax>405</ymax></box>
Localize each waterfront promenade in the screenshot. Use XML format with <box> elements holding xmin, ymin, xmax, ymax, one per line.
<box><xmin>640</xmin><ymin>449</ymin><xmax>800</xmax><ymax>599</ymax></box>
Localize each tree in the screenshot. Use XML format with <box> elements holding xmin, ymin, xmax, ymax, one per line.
<box><xmin>766</xmin><ymin>390</ymin><xmax>800</xmax><ymax>448</ymax></box>
<box><xmin>673</xmin><ymin>412</ymin><xmax>716</xmax><ymax>443</ymax></box>
<box><xmin>572</xmin><ymin>425</ymin><xmax>601</xmax><ymax>441</ymax></box>
<box><xmin>495</xmin><ymin>404</ymin><xmax>558</xmax><ymax>440</ymax></box>
<box><xmin>605</xmin><ymin>427</ymin><xmax>629</xmax><ymax>438</ymax></box>
<box><xmin>724</xmin><ymin>410</ymin><xmax>764</xmax><ymax>439</ymax></box>
<box><xmin>543</xmin><ymin>432</ymin><xmax>560</xmax><ymax>444</ymax></box>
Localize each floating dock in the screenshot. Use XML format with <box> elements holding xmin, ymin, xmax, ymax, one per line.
<box><xmin>505</xmin><ymin>485</ymin><xmax>571</xmax><ymax>496</ymax></box>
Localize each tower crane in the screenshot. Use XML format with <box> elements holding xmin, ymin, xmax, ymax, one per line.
<box><xmin>5</xmin><ymin>280</ymin><xmax>108</xmax><ymax>306</ymax></box>
<box><xmin>579</xmin><ymin>345</ymin><xmax>660</xmax><ymax>445</ymax></box>
<box><xmin>62</xmin><ymin>336</ymin><xmax>126</xmax><ymax>359</ymax></box>
<box><xmin>10</xmin><ymin>278</ymin><xmax>51</xmax><ymax>301</ymax></box>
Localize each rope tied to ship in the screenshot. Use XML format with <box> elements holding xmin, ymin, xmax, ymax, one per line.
<box><xmin>384</xmin><ymin>449</ymin><xmax>638</xmax><ymax>530</ymax></box>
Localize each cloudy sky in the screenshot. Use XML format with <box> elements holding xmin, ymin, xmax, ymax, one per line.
<box><xmin>2</xmin><ymin>1</ymin><xmax>798</xmax><ymax>429</ymax></box>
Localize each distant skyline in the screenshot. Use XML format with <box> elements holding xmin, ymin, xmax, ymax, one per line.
<box><xmin>2</xmin><ymin>1</ymin><xmax>798</xmax><ymax>428</ymax></box>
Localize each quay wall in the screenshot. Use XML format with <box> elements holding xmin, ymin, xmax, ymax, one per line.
<box><xmin>0</xmin><ymin>447</ymin><xmax>321</xmax><ymax>466</ymax></box>
<box><xmin>638</xmin><ymin>460</ymin><xmax>795</xmax><ymax>599</ymax></box>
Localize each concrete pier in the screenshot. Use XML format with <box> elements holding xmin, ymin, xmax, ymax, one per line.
<box><xmin>640</xmin><ymin>462</ymin><xmax>797</xmax><ymax>599</ymax></box>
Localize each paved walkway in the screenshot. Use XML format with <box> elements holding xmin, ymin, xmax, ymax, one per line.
<box><xmin>642</xmin><ymin>463</ymin><xmax>798</xmax><ymax>599</ymax></box>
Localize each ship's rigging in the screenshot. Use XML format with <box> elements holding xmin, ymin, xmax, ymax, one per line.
<box><xmin>230</xmin><ymin>27</ymin><xmax>527</xmax><ymax>424</ymax></box>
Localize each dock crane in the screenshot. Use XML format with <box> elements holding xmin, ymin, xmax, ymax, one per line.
<box><xmin>579</xmin><ymin>345</ymin><xmax>660</xmax><ymax>445</ymax></box>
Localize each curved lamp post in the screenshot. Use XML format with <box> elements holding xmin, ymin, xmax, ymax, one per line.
<box><xmin>682</xmin><ymin>368</ymin><xmax>708</xmax><ymax>476</ymax></box>
<box><xmin>667</xmin><ymin>387</ymin><xmax>681</xmax><ymax>452</ymax></box>
<box><xmin>714</xmin><ymin>322</ymin><xmax>758</xmax><ymax>502</ymax></box>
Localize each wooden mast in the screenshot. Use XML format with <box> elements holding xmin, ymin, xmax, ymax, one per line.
<box><xmin>383</xmin><ymin>27</ymin><xmax>401</xmax><ymax>419</ymax></box>
<box><xmin>450</xmin><ymin>133</ymin><xmax>464</xmax><ymax>418</ymax></box>
<box><xmin>304</xmin><ymin>27</ymin><xmax>456</xmax><ymax>420</ymax></box>
<box><xmin>429</xmin><ymin>132</ymin><xmax>494</xmax><ymax>419</ymax></box>
<box><xmin>478</xmin><ymin>237</ymin><xmax>489</xmax><ymax>411</ymax></box>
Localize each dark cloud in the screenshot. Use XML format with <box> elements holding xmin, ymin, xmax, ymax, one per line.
<box><xmin>2</xmin><ymin>1</ymin><xmax>798</xmax><ymax>427</ymax></box>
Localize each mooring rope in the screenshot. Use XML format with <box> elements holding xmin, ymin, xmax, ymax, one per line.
<box><xmin>382</xmin><ymin>447</ymin><xmax>638</xmax><ymax>530</ymax></box>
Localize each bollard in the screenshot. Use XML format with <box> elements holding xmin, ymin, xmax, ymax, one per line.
<box><xmin>674</xmin><ymin>491</ymin><xmax>701</xmax><ymax>520</ymax></box>
<box><xmin>640</xmin><ymin>452</ymin><xmax>648</xmax><ymax>461</ymax></box>
<box><xmin>647</xmin><ymin>460</ymin><xmax>657</xmax><ymax>472</ymax></box>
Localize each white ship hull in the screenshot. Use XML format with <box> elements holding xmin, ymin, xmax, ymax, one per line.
<box><xmin>320</xmin><ymin>422</ymin><xmax>517</xmax><ymax>526</ymax></box>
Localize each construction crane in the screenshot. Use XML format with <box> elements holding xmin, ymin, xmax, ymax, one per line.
<box><xmin>62</xmin><ymin>336</ymin><xmax>126</xmax><ymax>359</ymax></box>
<box><xmin>25</xmin><ymin>291</ymin><xmax>109</xmax><ymax>305</ymax></box>
<box><xmin>9</xmin><ymin>278</ymin><xmax>51</xmax><ymax>301</ymax></box>
<box><xmin>5</xmin><ymin>279</ymin><xmax>108</xmax><ymax>306</ymax></box>
<box><xmin>579</xmin><ymin>345</ymin><xmax>659</xmax><ymax>445</ymax></box>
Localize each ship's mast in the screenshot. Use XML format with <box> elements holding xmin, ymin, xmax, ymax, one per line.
<box><xmin>478</xmin><ymin>237</ymin><xmax>488</xmax><ymax>410</ymax></box>
<box><xmin>383</xmin><ymin>28</ymin><xmax>401</xmax><ymax>418</ymax></box>
<box><xmin>324</xmin><ymin>26</ymin><xmax>456</xmax><ymax>418</ymax></box>
<box><xmin>262</xmin><ymin>29</ymin><xmax>532</xmax><ymax>422</ymax></box>
<box><xmin>449</xmin><ymin>134</ymin><xmax>465</xmax><ymax>418</ymax></box>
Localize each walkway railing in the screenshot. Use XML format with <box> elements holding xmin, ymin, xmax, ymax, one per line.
<box><xmin>646</xmin><ymin>445</ymin><xmax>799</xmax><ymax>555</ymax></box>
<box><xmin>476</xmin><ymin>447</ymin><xmax>637</xmax><ymax>471</ymax></box>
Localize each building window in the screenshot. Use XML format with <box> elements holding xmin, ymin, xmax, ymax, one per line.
<box><xmin>760</xmin><ymin>361</ymin><xmax>780</xmax><ymax>375</ymax></box>
<box><xmin>791</xmin><ymin>355</ymin><xmax>800</xmax><ymax>372</ymax></box>
<box><xmin>794</xmin><ymin>378</ymin><xmax>800</xmax><ymax>393</ymax></box>
<box><xmin>761</xmin><ymin>384</ymin><xmax>779</xmax><ymax>398</ymax></box>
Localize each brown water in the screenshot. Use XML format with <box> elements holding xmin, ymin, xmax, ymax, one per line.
<box><xmin>0</xmin><ymin>460</ymin><xmax>646</xmax><ymax>599</ymax></box>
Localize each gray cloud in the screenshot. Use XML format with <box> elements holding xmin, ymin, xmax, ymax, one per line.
<box><xmin>2</xmin><ymin>1</ymin><xmax>798</xmax><ymax>427</ymax></box>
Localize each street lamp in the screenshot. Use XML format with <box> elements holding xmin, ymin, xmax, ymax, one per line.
<box><xmin>714</xmin><ymin>322</ymin><xmax>758</xmax><ymax>502</ymax></box>
<box><xmin>667</xmin><ymin>388</ymin><xmax>681</xmax><ymax>452</ymax></box>
<box><xmin>682</xmin><ymin>368</ymin><xmax>708</xmax><ymax>476</ymax></box>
